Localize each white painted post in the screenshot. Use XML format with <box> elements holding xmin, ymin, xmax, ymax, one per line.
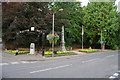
<box><xmin>61</xmin><ymin>26</ymin><xmax>66</xmax><ymax>51</ymax></box>
<box><xmin>30</xmin><ymin>43</ymin><xmax>35</xmax><ymax>54</ymax></box>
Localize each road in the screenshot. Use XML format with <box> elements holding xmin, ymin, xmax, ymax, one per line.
<box><xmin>0</xmin><ymin>43</ymin><xmax>2</xmax><ymax>79</ymax></box>
<box><xmin>1</xmin><ymin>50</ymin><xmax>119</xmax><ymax>79</ymax></box>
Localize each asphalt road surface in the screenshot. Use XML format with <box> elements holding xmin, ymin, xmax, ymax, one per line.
<box><xmin>1</xmin><ymin>50</ymin><xmax>119</xmax><ymax>78</ymax></box>
<box><xmin>0</xmin><ymin>43</ymin><xmax>2</xmax><ymax>79</ymax></box>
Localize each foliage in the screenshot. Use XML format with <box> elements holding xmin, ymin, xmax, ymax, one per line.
<box><xmin>44</xmin><ymin>51</ymin><xmax>53</xmax><ymax>55</ymax></box>
<box><xmin>83</xmin><ymin>2</ymin><xmax>119</xmax><ymax>49</ymax></box>
<box><xmin>46</xmin><ymin>34</ymin><xmax>59</xmax><ymax>44</ymax></box>
<box><xmin>2</xmin><ymin>2</ymin><xmax>50</xmax><ymax>49</ymax></box>
<box><xmin>2</xmin><ymin>2</ymin><xmax>119</xmax><ymax>50</ymax></box>
<box><xmin>44</xmin><ymin>51</ymin><xmax>75</xmax><ymax>55</ymax></box>
<box><xmin>79</xmin><ymin>49</ymin><xmax>100</xmax><ymax>52</ymax></box>
<box><xmin>49</xmin><ymin>2</ymin><xmax>83</xmax><ymax>46</ymax></box>
<box><xmin>117</xmin><ymin>12</ymin><xmax>120</xmax><ymax>49</ymax></box>
<box><xmin>8</xmin><ymin>50</ymin><xmax>29</xmax><ymax>54</ymax></box>
<box><xmin>57</xmin><ymin>51</ymin><xmax>75</xmax><ymax>54</ymax></box>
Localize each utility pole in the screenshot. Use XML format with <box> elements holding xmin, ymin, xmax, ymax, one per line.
<box><xmin>101</xmin><ymin>30</ymin><xmax>102</xmax><ymax>50</ymax></box>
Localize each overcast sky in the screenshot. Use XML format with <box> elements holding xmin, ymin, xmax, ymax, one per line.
<box><xmin>79</xmin><ymin>0</ymin><xmax>120</xmax><ymax>6</ymax></box>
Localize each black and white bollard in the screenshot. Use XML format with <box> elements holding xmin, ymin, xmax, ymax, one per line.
<box><xmin>15</xmin><ymin>49</ymin><xmax>19</xmax><ymax>56</ymax></box>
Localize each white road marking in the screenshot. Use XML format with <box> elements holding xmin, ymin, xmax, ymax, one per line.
<box><xmin>0</xmin><ymin>61</ymin><xmax>39</xmax><ymax>66</ymax></box>
<box><xmin>21</xmin><ymin>61</ymin><xmax>30</xmax><ymax>63</ymax></box>
<box><xmin>29</xmin><ymin>61</ymin><xmax>38</xmax><ymax>63</ymax></box>
<box><xmin>106</xmin><ymin>55</ymin><xmax>114</xmax><ymax>58</ymax></box>
<box><xmin>30</xmin><ymin>64</ymin><xmax>72</xmax><ymax>74</ymax></box>
<box><xmin>113</xmin><ymin>73</ymin><xmax>119</xmax><ymax>76</ymax></box>
<box><xmin>82</xmin><ymin>58</ymin><xmax>99</xmax><ymax>63</ymax></box>
<box><xmin>11</xmin><ymin>62</ymin><xmax>19</xmax><ymax>64</ymax></box>
<box><xmin>0</xmin><ymin>63</ymin><xmax>9</xmax><ymax>66</ymax></box>
<box><xmin>109</xmin><ymin>76</ymin><xmax>116</xmax><ymax>79</ymax></box>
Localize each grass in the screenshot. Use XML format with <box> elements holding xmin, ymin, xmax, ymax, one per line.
<box><xmin>79</xmin><ymin>49</ymin><xmax>100</xmax><ymax>53</ymax></box>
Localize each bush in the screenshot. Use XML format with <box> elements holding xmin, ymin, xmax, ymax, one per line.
<box><xmin>44</xmin><ymin>51</ymin><xmax>75</xmax><ymax>55</ymax></box>
<box><xmin>8</xmin><ymin>50</ymin><xmax>29</xmax><ymax>54</ymax></box>
<box><xmin>79</xmin><ymin>49</ymin><xmax>100</xmax><ymax>52</ymax></box>
<box><xmin>44</xmin><ymin>52</ymin><xmax>53</xmax><ymax>55</ymax></box>
<box><xmin>57</xmin><ymin>51</ymin><xmax>75</xmax><ymax>54</ymax></box>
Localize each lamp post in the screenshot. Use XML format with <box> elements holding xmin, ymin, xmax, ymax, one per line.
<box><xmin>15</xmin><ymin>32</ymin><xmax>19</xmax><ymax>56</ymax></box>
<box><xmin>101</xmin><ymin>30</ymin><xmax>102</xmax><ymax>50</ymax></box>
<box><xmin>42</xmin><ymin>32</ymin><xmax>45</xmax><ymax>56</ymax></box>
<box><xmin>52</xmin><ymin>12</ymin><xmax>55</xmax><ymax>52</ymax></box>
<box><xmin>52</xmin><ymin>8</ymin><xmax>63</xmax><ymax>52</ymax></box>
<box><xmin>37</xmin><ymin>32</ymin><xmax>40</xmax><ymax>54</ymax></box>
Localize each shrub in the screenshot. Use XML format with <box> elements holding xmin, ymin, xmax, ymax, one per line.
<box><xmin>8</xmin><ymin>50</ymin><xmax>29</xmax><ymax>54</ymax></box>
<box><xmin>57</xmin><ymin>51</ymin><xmax>75</xmax><ymax>54</ymax></box>
<box><xmin>44</xmin><ymin>51</ymin><xmax>53</xmax><ymax>55</ymax></box>
<box><xmin>44</xmin><ymin>51</ymin><xmax>75</xmax><ymax>55</ymax></box>
<box><xmin>79</xmin><ymin>49</ymin><xmax>100</xmax><ymax>52</ymax></box>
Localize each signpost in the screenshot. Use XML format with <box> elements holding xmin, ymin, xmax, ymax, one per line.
<box><xmin>100</xmin><ymin>41</ymin><xmax>105</xmax><ymax>51</ymax></box>
<box><xmin>100</xmin><ymin>41</ymin><xmax>104</xmax><ymax>44</ymax></box>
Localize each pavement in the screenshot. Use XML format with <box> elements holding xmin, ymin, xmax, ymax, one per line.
<box><xmin>1</xmin><ymin>50</ymin><xmax>119</xmax><ymax>78</ymax></box>
<box><xmin>0</xmin><ymin>44</ymin><xmax>2</xmax><ymax>79</ymax></box>
<box><xmin>1</xmin><ymin>49</ymin><xmax>115</xmax><ymax>62</ymax></box>
<box><xmin>0</xmin><ymin>43</ymin><xmax>119</xmax><ymax>79</ymax></box>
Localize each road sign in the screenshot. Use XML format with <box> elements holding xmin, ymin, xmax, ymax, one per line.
<box><xmin>100</xmin><ymin>41</ymin><xmax>104</xmax><ymax>44</ymax></box>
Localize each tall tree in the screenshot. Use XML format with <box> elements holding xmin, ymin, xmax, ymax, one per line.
<box><xmin>49</xmin><ymin>2</ymin><xmax>83</xmax><ymax>47</ymax></box>
<box><xmin>83</xmin><ymin>2</ymin><xmax>119</xmax><ymax>49</ymax></box>
<box><xmin>2</xmin><ymin>2</ymin><xmax>50</xmax><ymax>49</ymax></box>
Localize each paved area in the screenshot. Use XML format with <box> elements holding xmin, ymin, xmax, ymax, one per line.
<box><xmin>1</xmin><ymin>51</ymin><xmax>119</xmax><ymax>78</ymax></box>
<box><xmin>0</xmin><ymin>44</ymin><xmax>2</xmax><ymax>79</ymax></box>
<box><xmin>109</xmin><ymin>71</ymin><xmax>120</xmax><ymax>79</ymax></box>
<box><xmin>2</xmin><ymin>51</ymin><xmax>80</xmax><ymax>62</ymax></box>
<box><xmin>0</xmin><ymin>42</ymin><xmax>119</xmax><ymax>79</ymax></box>
<box><xmin>2</xmin><ymin>48</ymin><xmax>115</xmax><ymax>62</ymax></box>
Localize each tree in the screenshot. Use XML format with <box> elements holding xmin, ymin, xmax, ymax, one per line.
<box><xmin>2</xmin><ymin>2</ymin><xmax>50</xmax><ymax>49</ymax></box>
<box><xmin>49</xmin><ymin>2</ymin><xmax>83</xmax><ymax>47</ymax></box>
<box><xmin>83</xmin><ymin>2</ymin><xmax>119</xmax><ymax>49</ymax></box>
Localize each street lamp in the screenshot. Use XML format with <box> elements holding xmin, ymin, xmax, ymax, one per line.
<box><xmin>15</xmin><ymin>32</ymin><xmax>19</xmax><ymax>56</ymax></box>
<box><xmin>42</xmin><ymin>32</ymin><xmax>45</xmax><ymax>56</ymax></box>
<box><xmin>52</xmin><ymin>8</ymin><xmax>63</xmax><ymax>52</ymax></box>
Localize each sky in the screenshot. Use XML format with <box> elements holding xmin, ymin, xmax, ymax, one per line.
<box><xmin>79</xmin><ymin>0</ymin><xmax>120</xmax><ymax>6</ymax></box>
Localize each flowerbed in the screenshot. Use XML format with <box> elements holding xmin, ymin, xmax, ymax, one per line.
<box><xmin>44</xmin><ymin>51</ymin><xmax>75</xmax><ymax>55</ymax></box>
<box><xmin>79</xmin><ymin>49</ymin><xmax>100</xmax><ymax>53</ymax></box>
<box><xmin>8</xmin><ymin>50</ymin><xmax>29</xmax><ymax>54</ymax></box>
